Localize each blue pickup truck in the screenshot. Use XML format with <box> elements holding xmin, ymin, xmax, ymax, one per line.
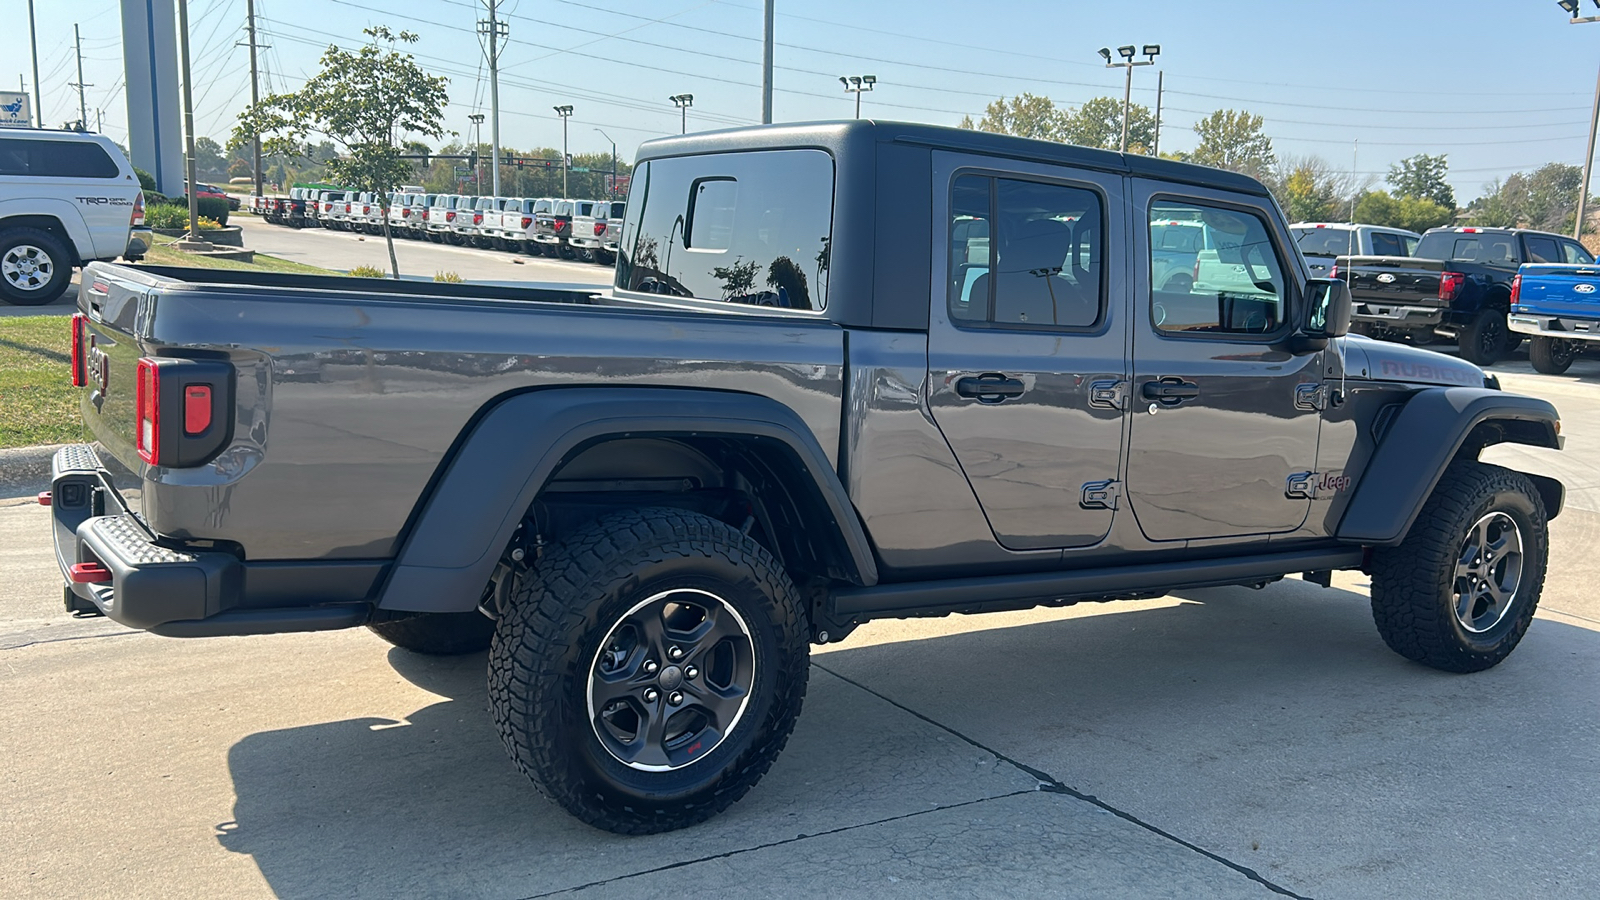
<box><xmin>1509</xmin><ymin>262</ymin><xmax>1600</xmax><ymax>373</ymax></box>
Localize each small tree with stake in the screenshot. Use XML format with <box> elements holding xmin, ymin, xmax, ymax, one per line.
<box><xmin>233</xmin><ymin>27</ymin><xmax>448</xmax><ymax>279</ymax></box>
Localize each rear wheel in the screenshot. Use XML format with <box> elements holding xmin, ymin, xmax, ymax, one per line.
<box><xmin>489</xmin><ymin>507</ymin><xmax>809</xmax><ymax>834</ymax></box>
<box><xmin>367</xmin><ymin>610</ymin><xmax>495</xmax><ymax>655</ymax></box>
<box><xmin>1369</xmin><ymin>462</ymin><xmax>1548</xmax><ymax>673</ymax></box>
<box><xmin>1529</xmin><ymin>336</ymin><xmax>1576</xmax><ymax>375</ymax></box>
<box><xmin>1458</xmin><ymin>307</ymin><xmax>1508</xmax><ymax>365</ymax></box>
<box><xmin>0</xmin><ymin>227</ymin><xmax>71</xmax><ymax>306</ymax></box>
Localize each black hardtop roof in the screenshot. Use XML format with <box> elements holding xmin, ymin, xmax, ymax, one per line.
<box><xmin>635</xmin><ymin>119</ymin><xmax>1271</xmax><ymax>197</ymax></box>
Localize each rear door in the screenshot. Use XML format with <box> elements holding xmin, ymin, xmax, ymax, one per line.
<box><xmin>926</xmin><ymin>151</ymin><xmax>1129</xmax><ymax>550</ymax></box>
<box><xmin>1125</xmin><ymin>181</ymin><xmax>1322</xmax><ymax>542</ymax></box>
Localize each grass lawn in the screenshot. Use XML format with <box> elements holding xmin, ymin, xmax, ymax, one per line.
<box><xmin>0</xmin><ymin>316</ymin><xmax>86</xmax><ymax>449</ymax></box>
<box><xmin>141</xmin><ymin>234</ymin><xmax>333</xmax><ymax>275</ymax></box>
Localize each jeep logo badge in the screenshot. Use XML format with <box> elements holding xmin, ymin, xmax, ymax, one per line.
<box><xmin>1376</xmin><ymin>273</ymin><xmax>1396</xmax><ymax>284</ymax></box>
<box><xmin>1576</xmin><ymin>284</ymin><xmax>1596</xmax><ymax>294</ymax></box>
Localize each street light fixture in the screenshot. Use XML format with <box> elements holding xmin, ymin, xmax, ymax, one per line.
<box><xmin>669</xmin><ymin>93</ymin><xmax>694</xmax><ymax>134</ymax></box>
<box><xmin>840</xmin><ymin>74</ymin><xmax>877</xmax><ymax>119</ymax></box>
<box><xmin>1100</xmin><ymin>42</ymin><xmax>1160</xmax><ymax>153</ymax></box>
<box><xmin>594</xmin><ymin>127</ymin><xmax>618</xmax><ymax>198</ymax></box>
<box><xmin>553</xmin><ymin>105</ymin><xmax>573</xmax><ymax>197</ymax></box>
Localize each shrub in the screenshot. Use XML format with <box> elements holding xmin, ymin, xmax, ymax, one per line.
<box><xmin>433</xmin><ymin>270</ymin><xmax>463</xmax><ymax>283</ymax></box>
<box><xmin>348</xmin><ymin>265</ymin><xmax>387</xmax><ymax>278</ymax></box>
<box><xmin>134</xmin><ymin>167</ymin><xmax>157</xmax><ymax>192</ymax></box>
<box><xmin>145</xmin><ymin>203</ymin><xmax>189</xmax><ymax>229</ymax></box>
<box><xmin>196</xmin><ymin>216</ymin><xmax>224</xmax><ymax>230</ymax></box>
<box><xmin>196</xmin><ymin>196</ymin><xmax>230</xmax><ymax>226</ymax></box>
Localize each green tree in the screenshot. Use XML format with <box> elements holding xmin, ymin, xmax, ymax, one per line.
<box><xmin>236</xmin><ymin>26</ymin><xmax>449</xmax><ymax>278</ymax></box>
<box><xmin>1465</xmin><ymin>164</ymin><xmax>1585</xmax><ymax>232</ymax></box>
<box><xmin>960</xmin><ymin>93</ymin><xmax>1069</xmax><ymax>141</ymax></box>
<box><xmin>1188</xmin><ymin>109</ymin><xmax>1276</xmax><ymax>178</ymax></box>
<box><xmin>1388</xmin><ymin>153</ymin><xmax>1454</xmax><ymax>210</ymax></box>
<box><xmin>1353</xmin><ymin>190</ymin><xmax>1454</xmax><ymax>233</ymax></box>
<box><xmin>1266</xmin><ymin>155</ymin><xmax>1359</xmax><ymax>223</ymax></box>
<box><xmin>1060</xmin><ymin>96</ymin><xmax>1156</xmax><ymax>153</ymax></box>
<box><xmin>711</xmin><ymin>257</ymin><xmax>760</xmax><ymax>300</ymax></box>
<box><xmin>766</xmin><ymin>256</ymin><xmax>811</xmax><ymax>309</ymax></box>
<box><xmin>193</xmin><ymin>136</ymin><xmax>227</xmax><ymax>180</ymax></box>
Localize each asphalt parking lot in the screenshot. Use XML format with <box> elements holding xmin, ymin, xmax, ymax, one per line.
<box><xmin>4</xmin><ymin>252</ymin><xmax>1600</xmax><ymax>896</ymax></box>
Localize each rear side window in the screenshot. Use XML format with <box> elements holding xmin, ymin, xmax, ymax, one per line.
<box><xmin>0</xmin><ymin>138</ymin><xmax>120</xmax><ymax>178</ymax></box>
<box><xmin>947</xmin><ymin>173</ymin><xmax>1105</xmax><ymax>329</ymax></box>
<box><xmin>1563</xmin><ymin>240</ymin><xmax>1595</xmax><ymax>265</ymax></box>
<box><xmin>1292</xmin><ymin>227</ymin><xmax>1358</xmax><ymax>257</ymax></box>
<box><xmin>1369</xmin><ymin>231</ymin><xmax>1406</xmax><ymax>257</ymax></box>
<box><xmin>1525</xmin><ymin>235</ymin><xmax>1562</xmax><ymax>264</ymax></box>
<box><xmin>619</xmin><ymin>149</ymin><xmax>834</xmax><ymax>310</ymax></box>
<box><xmin>1148</xmin><ymin>199</ymin><xmax>1287</xmax><ymax>337</ymax></box>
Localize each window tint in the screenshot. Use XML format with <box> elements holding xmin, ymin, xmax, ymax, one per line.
<box><xmin>1292</xmin><ymin>227</ymin><xmax>1358</xmax><ymax>257</ymax></box>
<box><xmin>946</xmin><ymin>174</ymin><xmax>1104</xmax><ymax>329</ymax></box>
<box><xmin>1563</xmin><ymin>240</ymin><xmax>1595</xmax><ymax>264</ymax></box>
<box><xmin>1149</xmin><ymin>200</ymin><xmax>1287</xmax><ymax>336</ymax></box>
<box><xmin>1370</xmin><ymin>231</ymin><xmax>1406</xmax><ymax>257</ymax></box>
<box><xmin>575</xmin><ymin>201</ymin><xmax>594</xmax><ymax>217</ymax></box>
<box><xmin>1525</xmin><ymin>235</ymin><xmax>1562</xmax><ymax>264</ymax></box>
<box><xmin>0</xmin><ymin>138</ymin><xmax>119</xmax><ymax>178</ymax></box>
<box><xmin>619</xmin><ymin>149</ymin><xmax>834</xmax><ymax>310</ymax></box>
<box><xmin>1416</xmin><ymin>232</ymin><xmax>1516</xmax><ymax>264</ymax></box>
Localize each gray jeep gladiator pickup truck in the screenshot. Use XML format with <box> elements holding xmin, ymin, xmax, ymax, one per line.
<box><xmin>47</xmin><ymin>121</ymin><xmax>1564</xmax><ymax>835</ymax></box>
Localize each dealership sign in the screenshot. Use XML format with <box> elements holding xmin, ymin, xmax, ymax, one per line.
<box><xmin>0</xmin><ymin>92</ymin><xmax>32</xmax><ymax>128</ymax></box>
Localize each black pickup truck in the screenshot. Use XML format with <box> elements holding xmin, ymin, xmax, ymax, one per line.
<box><xmin>47</xmin><ymin>122</ymin><xmax>1564</xmax><ymax>835</ymax></box>
<box><xmin>1337</xmin><ymin>226</ymin><xmax>1594</xmax><ymax>364</ymax></box>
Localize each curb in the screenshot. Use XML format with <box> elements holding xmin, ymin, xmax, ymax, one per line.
<box><xmin>0</xmin><ymin>444</ymin><xmax>65</xmax><ymax>500</ymax></box>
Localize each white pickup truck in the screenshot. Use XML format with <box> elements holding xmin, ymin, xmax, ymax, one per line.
<box><xmin>0</xmin><ymin>128</ymin><xmax>149</xmax><ymax>305</ymax></box>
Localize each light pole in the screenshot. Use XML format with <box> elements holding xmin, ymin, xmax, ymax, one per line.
<box><xmin>594</xmin><ymin>128</ymin><xmax>617</xmax><ymax>198</ymax></box>
<box><xmin>839</xmin><ymin>75</ymin><xmax>877</xmax><ymax>119</ymax></box>
<box><xmin>554</xmin><ymin>105</ymin><xmax>573</xmax><ymax>196</ymax></box>
<box><xmin>670</xmin><ymin>94</ymin><xmax>693</xmax><ymax>134</ymax></box>
<box><xmin>1562</xmin><ymin>1</ymin><xmax>1600</xmax><ymax>238</ymax></box>
<box><xmin>468</xmin><ymin>113</ymin><xmax>484</xmax><ymax>194</ymax></box>
<box><xmin>1099</xmin><ymin>44</ymin><xmax>1160</xmax><ymax>153</ymax></box>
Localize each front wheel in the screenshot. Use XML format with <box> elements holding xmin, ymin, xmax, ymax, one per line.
<box><xmin>489</xmin><ymin>507</ymin><xmax>809</xmax><ymax>834</ymax></box>
<box><xmin>1369</xmin><ymin>462</ymin><xmax>1548</xmax><ymax>673</ymax></box>
<box><xmin>1458</xmin><ymin>307</ymin><xmax>1508</xmax><ymax>366</ymax></box>
<box><xmin>1529</xmin><ymin>336</ymin><xmax>1576</xmax><ymax>375</ymax></box>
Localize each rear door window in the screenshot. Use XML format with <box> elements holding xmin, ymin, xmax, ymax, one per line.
<box><xmin>1525</xmin><ymin>235</ymin><xmax>1563</xmax><ymax>264</ymax></box>
<box><xmin>619</xmin><ymin>149</ymin><xmax>834</xmax><ymax>310</ymax></box>
<box><xmin>0</xmin><ymin>139</ymin><xmax>120</xmax><ymax>178</ymax></box>
<box><xmin>1562</xmin><ymin>240</ymin><xmax>1595</xmax><ymax>265</ymax></box>
<box><xmin>1369</xmin><ymin>231</ymin><xmax>1406</xmax><ymax>257</ymax></box>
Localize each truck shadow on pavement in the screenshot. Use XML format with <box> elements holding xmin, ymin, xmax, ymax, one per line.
<box><xmin>215</xmin><ymin>579</ymin><xmax>1600</xmax><ymax>899</ymax></box>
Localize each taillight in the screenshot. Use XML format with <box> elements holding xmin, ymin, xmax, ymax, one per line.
<box><xmin>521</xmin><ymin>216</ymin><xmax>532</xmax><ymax>228</ymax></box>
<box><xmin>1510</xmin><ymin>273</ymin><xmax>1522</xmax><ymax>305</ymax></box>
<box><xmin>1439</xmin><ymin>271</ymin><xmax>1466</xmax><ymax>300</ymax></box>
<box><xmin>473</xmin><ymin>212</ymin><xmax>483</xmax><ymax>225</ymax></box>
<box><xmin>136</xmin><ymin>358</ymin><xmax>160</xmax><ymax>464</ymax></box>
<box><xmin>1329</xmin><ymin>264</ymin><xmax>1339</xmax><ymax>280</ymax></box>
<box><xmin>1193</xmin><ymin>259</ymin><xmax>1201</xmax><ymax>282</ymax></box>
<box><xmin>594</xmin><ymin>222</ymin><xmax>606</xmax><ymax>235</ymax></box>
<box><xmin>447</xmin><ymin>211</ymin><xmax>456</xmax><ymax>222</ymax></box>
<box><xmin>363</xmin><ymin>205</ymin><xmax>370</xmax><ymax>214</ymax></box>
<box><xmin>423</xmin><ymin>209</ymin><xmax>430</xmax><ymax>220</ymax></box>
<box><xmin>70</xmin><ymin>313</ymin><xmax>86</xmax><ymax>387</ymax></box>
<box><xmin>131</xmin><ymin>191</ymin><xmax>145</xmax><ymax>228</ymax></box>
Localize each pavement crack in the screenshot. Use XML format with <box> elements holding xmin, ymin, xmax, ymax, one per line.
<box><xmin>513</xmin><ymin>790</ymin><xmax>1034</xmax><ymax>899</ymax></box>
<box><xmin>1</xmin><ymin>628</ymin><xmax>139</xmax><ymax>652</ymax></box>
<box><xmin>813</xmin><ymin>660</ymin><xmax>1314</xmax><ymax>900</ymax></box>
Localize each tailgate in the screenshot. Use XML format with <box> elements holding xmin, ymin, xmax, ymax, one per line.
<box><xmin>1516</xmin><ymin>264</ymin><xmax>1600</xmax><ymax>318</ymax></box>
<box><xmin>73</xmin><ymin>265</ymin><xmax>158</xmax><ymax>510</ymax></box>
<box><xmin>1338</xmin><ymin>255</ymin><xmax>1446</xmax><ymax>305</ymax></box>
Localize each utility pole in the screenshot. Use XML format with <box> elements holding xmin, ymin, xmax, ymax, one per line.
<box><xmin>1563</xmin><ymin>2</ymin><xmax>1600</xmax><ymax>238</ymax></box>
<box><xmin>594</xmin><ymin>128</ymin><xmax>617</xmax><ymax>198</ymax></box>
<box><xmin>1153</xmin><ymin>71</ymin><xmax>1163</xmax><ymax>156</ymax></box>
<box><xmin>71</xmin><ymin>24</ymin><xmax>92</xmax><ymax>129</ymax></box>
<box><xmin>176</xmin><ymin>0</ymin><xmax>202</xmax><ymax>242</ymax></box>
<box><xmin>242</xmin><ymin>0</ymin><xmax>265</xmax><ymax>198</ymax></box>
<box><xmin>27</xmin><ymin>0</ymin><xmax>42</xmax><ymax>128</ymax></box>
<box><xmin>761</xmin><ymin>0</ymin><xmax>773</xmax><ymax>124</ymax></box>
<box><xmin>554</xmin><ymin>105</ymin><xmax>573</xmax><ymax>196</ymax></box>
<box><xmin>478</xmin><ymin>0</ymin><xmax>507</xmax><ymax>196</ymax></box>
<box><xmin>1099</xmin><ymin>44</ymin><xmax>1159</xmax><ymax>153</ymax></box>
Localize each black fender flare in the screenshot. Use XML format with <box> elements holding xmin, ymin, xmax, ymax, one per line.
<box><xmin>377</xmin><ymin>387</ymin><xmax>878</xmax><ymax>612</ymax></box>
<box><xmin>1336</xmin><ymin>387</ymin><xmax>1562</xmax><ymax>546</ymax></box>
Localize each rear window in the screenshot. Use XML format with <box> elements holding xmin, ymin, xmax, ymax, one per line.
<box><xmin>609</xmin><ymin>201</ymin><xmax>626</xmax><ymax>219</ymax></box>
<box><xmin>1416</xmin><ymin>231</ymin><xmax>1517</xmax><ymax>265</ymax></box>
<box><xmin>575</xmin><ymin>201</ymin><xmax>594</xmax><ymax>217</ymax></box>
<box><xmin>618</xmin><ymin>149</ymin><xmax>834</xmax><ymax>310</ymax></box>
<box><xmin>1292</xmin><ymin>227</ymin><xmax>1359</xmax><ymax>257</ymax></box>
<box><xmin>0</xmin><ymin>138</ymin><xmax>120</xmax><ymax>178</ymax></box>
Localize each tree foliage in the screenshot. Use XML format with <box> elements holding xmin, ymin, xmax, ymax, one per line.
<box><xmin>1264</xmin><ymin>155</ymin><xmax>1364</xmax><ymax>223</ymax></box>
<box><xmin>1352</xmin><ymin>190</ymin><xmax>1454</xmax><ymax>233</ymax></box>
<box><xmin>961</xmin><ymin>93</ymin><xmax>1069</xmax><ymax>142</ymax></box>
<box><xmin>1467</xmin><ymin>163</ymin><xmax>1585</xmax><ymax>232</ymax></box>
<box><xmin>1388</xmin><ymin>153</ymin><xmax>1454</xmax><ymax>210</ymax></box>
<box><xmin>961</xmin><ymin>93</ymin><xmax>1156</xmax><ymax>153</ymax></box>
<box><xmin>235</xmin><ymin>26</ymin><xmax>449</xmax><ymax>278</ymax></box>
<box><xmin>1187</xmin><ymin>109</ymin><xmax>1276</xmax><ymax>178</ymax></box>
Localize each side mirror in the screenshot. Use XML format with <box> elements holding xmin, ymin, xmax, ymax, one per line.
<box><xmin>1303</xmin><ymin>278</ymin><xmax>1351</xmax><ymax>339</ymax></box>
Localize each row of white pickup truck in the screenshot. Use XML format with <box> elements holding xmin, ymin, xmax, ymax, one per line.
<box><xmin>248</xmin><ymin>189</ymin><xmax>625</xmax><ymax>264</ymax></box>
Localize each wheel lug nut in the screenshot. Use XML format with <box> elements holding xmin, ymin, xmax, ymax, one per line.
<box><xmin>644</xmin><ymin>660</ymin><xmax>658</xmax><ymax>674</ymax></box>
<box><xmin>644</xmin><ymin>688</ymin><xmax>659</xmax><ymax>702</ymax></box>
<box><xmin>668</xmin><ymin>691</ymin><xmax>683</xmax><ymax>705</ymax></box>
<box><xmin>668</xmin><ymin>646</ymin><xmax>684</xmax><ymax>660</ymax></box>
<box><xmin>685</xmin><ymin>666</ymin><xmax>698</xmax><ymax>679</ymax></box>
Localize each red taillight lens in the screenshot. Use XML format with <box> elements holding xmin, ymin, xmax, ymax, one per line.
<box><xmin>423</xmin><ymin>209</ymin><xmax>430</xmax><ymax>220</ymax></box>
<box><xmin>1510</xmin><ymin>273</ymin><xmax>1522</xmax><ymax>305</ymax></box>
<box><xmin>1329</xmin><ymin>264</ymin><xmax>1340</xmax><ymax>280</ymax></box>
<box><xmin>594</xmin><ymin>222</ymin><xmax>606</xmax><ymax>235</ymax></box>
<box><xmin>136</xmin><ymin>358</ymin><xmax>160</xmax><ymax>464</ymax></box>
<box><xmin>521</xmin><ymin>216</ymin><xmax>532</xmax><ymax>228</ymax></box>
<box><xmin>473</xmin><ymin>213</ymin><xmax>483</xmax><ymax>225</ymax></box>
<box><xmin>184</xmin><ymin>385</ymin><xmax>213</xmax><ymax>435</ymax></box>
<box><xmin>70</xmin><ymin>313</ymin><xmax>86</xmax><ymax>387</ymax></box>
<box><xmin>1440</xmin><ymin>271</ymin><xmax>1466</xmax><ymax>300</ymax></box>
<box><xmin>447</xmin><ymin>211</ymin><xmax>456</xmax><ymax>222</ymax></box>
<box><xmin>363</xmin><ymin>205</ymin><xmax>370</xmax><ymax>214</ymax></box>
<box><xmin>131</xmin><ymin>191</ymin><xmax>145</xmax><ymax>227</ymax></box>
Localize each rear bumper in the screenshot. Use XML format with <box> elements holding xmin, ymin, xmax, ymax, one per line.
<box><xmin>531</xmin><ymin>233</ymin><xmax>563</xmax><ymax>245</ymax></box>
<box><xmin>1508</xmin><ymin>313</ymin><xmax>1600</xmax><ymax>341</ymax></box>
<box><xmin>123</xmin><ymin>228</ymin><xmax>152</xmax><ymax>261</ymax></box>
<box><xmin>49</xmin><ymin>445</ymin><xmax>380</xmax><ymax>637</ymax></box>
<box><xmin>569</xmin><ymin>237</ymin><xmax>602</xmax><ymax>249</ymax></box>
<box><xmin>1352</xmin><ymin>302</ymin><xmax>1443</xmax><ymax>328</ymax></box>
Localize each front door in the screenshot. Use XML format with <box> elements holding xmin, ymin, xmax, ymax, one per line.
<box><xmin>1124</xmin><ymin>180</ymin><xmax>1323</xmax><ymax>542</ymax></box>
<box><xmin>926</xmin><ymin>153</ymin><xmax>1129</xmax><ymax>551</ymax></box>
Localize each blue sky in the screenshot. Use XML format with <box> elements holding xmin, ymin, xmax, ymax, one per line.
<box><xmin>23</xmin><ymin>0</ymin><xmax>1600</xmax><ymax>202</ymax></box>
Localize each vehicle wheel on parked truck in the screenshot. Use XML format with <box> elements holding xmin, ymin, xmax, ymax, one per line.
<box><xmin>1458</xmin><ymin>306</ymin><xmax>1509</xmax><ymax>365</ymax></box>
<box><xmin>367</xmin><ymin>610</ymin><xmax>495</xmax><ymax>654</ymax></box>
<box><xmin>1369</xmin><ymin>462</ymin><xmax>1548</xmax><ymax>673</ymax></box>
<box><xmin>488</xmin><ymin>506</ymin><xmax>809</xmax><ymax>834</ymax></box>
<box><xmin>0</xmin><ymin>227</ymin><xmax>72</xmax><ymax>305</ymax></box>
<box><xmin>1529</xmin><ymin>336</ymin><xmax>1577</xmax><ymax>375</ymax></box>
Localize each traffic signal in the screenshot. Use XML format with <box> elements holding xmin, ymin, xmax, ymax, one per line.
<box><xmin>468</xmin><ymin>151</ymin><xmax>479</xmax><ymax>169</ymax></box>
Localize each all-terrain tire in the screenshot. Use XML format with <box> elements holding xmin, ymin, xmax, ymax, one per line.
<box><xmin>1458</xmin><ymin>307</ymin><xmax>1508</xmax><ymax>366</ymax></box>
<box><xmin>1369</xmin><ymin>461</ymin><xmax>1548</xmax><ymax>673</ymax></box>
<box><xmin>1529</xmin><ymin>336</ymin><xmax>1576</xmax><ymax>375</ymax></box>
<box><xmin>0</xmin><ymin>227</ymin><xmax>72</xmax><ymax>305</ymax></box>
<box><xmin>488</xmin><ymin>506</ymin><xmax>809</xmax><ymax>834</ymax></box>
<box><xmin>367</xmin><ymin>610</ymin><xmax>495</xmax><ymax>654</ymax></box>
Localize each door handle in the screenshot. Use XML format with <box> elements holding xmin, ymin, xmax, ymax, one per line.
<box><xmin>1142</xmin><ymin>379</ymin><xmax>1200</xmax><ymax>402</ymax></box>
<box><xmin>955</xmin><ymin>375</ymin><xmax>1026</xmax><ymax>402</ymax></box>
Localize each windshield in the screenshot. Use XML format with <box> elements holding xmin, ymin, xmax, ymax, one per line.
<box><xmin>1292</xmin><ymin>227</ymin><xmax>1359</xmax><ymax>257</ymax></box>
